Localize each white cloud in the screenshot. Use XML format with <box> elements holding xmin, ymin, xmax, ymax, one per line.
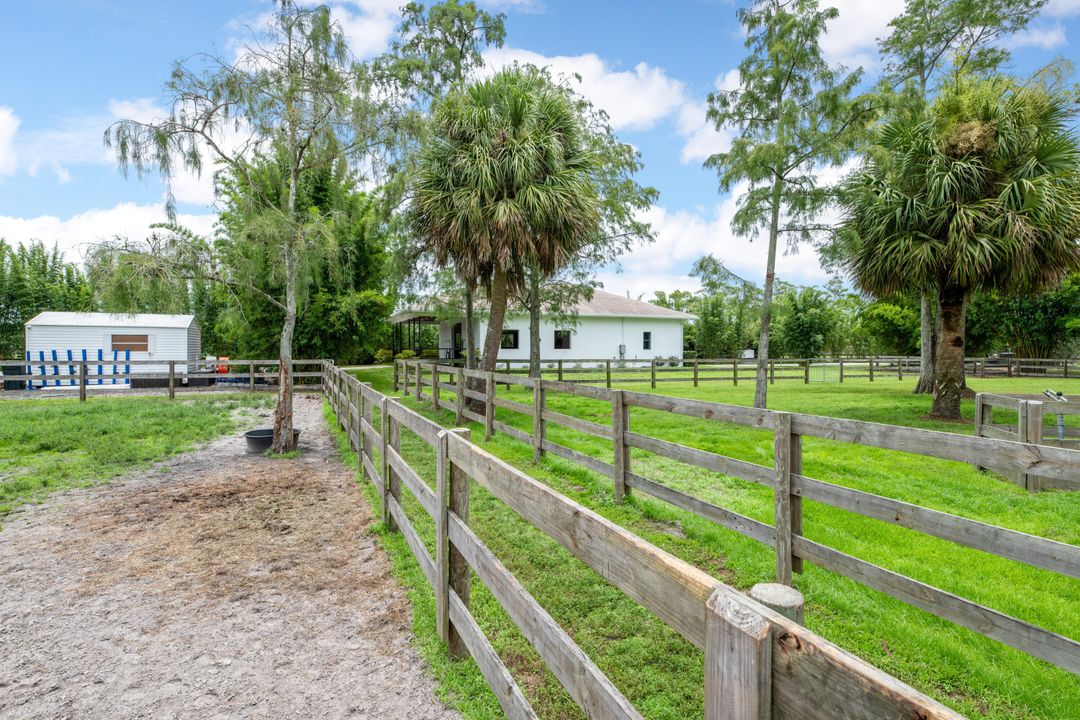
<box><xmin>1046</xmin><ymin>0</ymin><xmax>1080</xmax><ymax>16</ymax></box>
<box><xmin>595</xmin><ymin>270</ymin><xmax>701</xmax><ymax>301</ymax></box>
<box><xmin>483</xmin><ymin>47</ymin><xmax>687</xmax><ymax>131</ymax></box>
<box><xmin>0</xmin><ymin>107</ymin><xmax>18</xmax><ymax>176</ymax></box>
<box><xmin>820</xmin><ymin>0</ymin><xmax>905</xmax><ymax>69</ymax></box>
<box><xmin>1006</xmin><ymin>24</ymin><xmax>1067</xmax><ymax>50</ymax></box>
<box><xmin>677</xmin><ymin>71</ymin><xmax>739</xmax><ymax>164</ymax></box>
<box><xmin>0</xmin><ymin>203</ymin><xmax>217</xmax><ymax>263</ymax></box>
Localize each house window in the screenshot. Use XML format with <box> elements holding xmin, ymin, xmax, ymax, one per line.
<box><xmin>554</xmin><ymin>330</ymin><xmax>572</xmax><ymax>350</ymax></box>
<box><xmin>643</xmin><ymin>331</ymin><xmax>652</xmax><ymax>351</ymax></box>
<box><xmin>112</xmin><ymin>334</ymin><xmax>148</xmax><ymax>353</ymax></box>
<box><xmin>501</xmin><ymin>329</ymin><xmax>519</xmax><ymax>350</ymax></box>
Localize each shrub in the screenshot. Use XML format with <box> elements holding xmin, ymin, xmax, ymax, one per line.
<box><xmin>373</xmin><ymin>348</ymin><xmax>394</xmax><ymax>364</ymax></box>
<box><xmin>395</xmin><ymin>350</ymin><xmax>417</xmax><ymax>360</ymax></box>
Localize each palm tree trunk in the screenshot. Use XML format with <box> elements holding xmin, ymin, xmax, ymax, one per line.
<box><xmin>480</xmin><ymin>268</ymin><xmax>510</xmax><ymax>373</ymax></box>
<box><xmin>929</xmin><ymin>287</ymin><xmax>967</xmax><ymax>420</ymax></box>
<box><xmin>464</xmin><ymin>284</ymin><xmax>476</xmax><ymax>370</ymax></box>
<box><xmin>914</xmin><ymin>292</ymin><xmax>935</xmax><ymax>394</ymax></box>
<box><xmin>528</xmin><ymin>265</ymin><xmax>541</xmax><ymax>379</ymax></box>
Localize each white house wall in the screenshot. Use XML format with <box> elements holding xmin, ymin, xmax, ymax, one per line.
<box><xmin>24</xmin><ymin>324</ymin><xmax>197</xmax><ymax>376</ymax></box>
<box><xmin>465</xmin><ymin>316</ymin><xmax>684</xmax><ymax>361</ymax></box>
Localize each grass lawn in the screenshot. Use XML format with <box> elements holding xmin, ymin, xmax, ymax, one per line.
<box><xmin>0</xmin><ymin>393</ymin><xmax>273</xmax><ymax>523</ymax></box>
<box><xmin>346</xmin><ymin>368</ymin><xmax>1080</xmax><ymax>720</ymax></box>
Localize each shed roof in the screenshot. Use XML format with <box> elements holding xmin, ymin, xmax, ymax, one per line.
<box><xmin>25</xmin><ymin>312</ymin><xmax>197</xmax><ymax>329</ymax></box>
<box><xmin>391</xmin><ymin>289</ymin><xmax>695</xmax><ymax>323</ymax></box>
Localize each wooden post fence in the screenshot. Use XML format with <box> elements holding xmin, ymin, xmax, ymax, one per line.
<box><xmin>484</xmin><ymin>372</ymin><xmax>495</xmax><ymax>441</ymax></box>
<box><xmin>839</xmin><ymin>359</ymin><xmax>844</xmax><ymax>383</ymax></box>
<box><xmin>773</xmin><ymin>412</ymin><xmax>793</xmax><ymax>585</ymax></box>
<box><xmin>532</xmin><ymin>380</ymin><xmax>546</xmax><ymax>463</ymax></box>
<box><xmin>733</xmin><ymin>358</ymin><xmax>738</xmax><ymax>386</ymax></box>
<box><xmin>432</xmin><ymin>365</ymin><xmax>441</xmax><ymax>409</ymax></box>
<box><xmin>650</xmin><ymin>359</ymin><xmax>657</xmax><ymax>389</ymax></box>
<box><xmin>694</xmin><ymin>358</ymin><xmax>700</xmax><ymax>387</ymax></box>
<box><xmin>79</xmin><ymin>361</ymin><xmax>87</xmax><ymax>402</ymax></box>
<box><xmin>393</xmin><ymin>361</ymin><xmax>399</xmax><ymax>392</ymax></box>
<box><xmin>455</xmin><ymin>368</ymin><xmax>465</xmax><ymax>425</ymax></box>
<box><xmin>249</xmin><ymin>362</ymin><xmax>256</xmax><ymax>392</ymax></box>
<box><xmin>1019</xmin><ymin>400</ymin><xmax>1045</xmax><ymax>492</ymax></box>
<box><xmin>605</xmin><ymin>359</ymin><xmax>612</xmax><ymax>389</ymax></box>
<box><xmin>704</xmin><ymin>588</ymin><xmax>771</xmax><ymax>720</ymax></box>
<box><xmin>804</xmin><ymin>359</ymin><xmax>810</xmax><ymax>384</ymax></box>
<box><xmin>868</xmin><ymin>357</ymin><xmax>875</xmax><ymax>382</ymax></box>
<box><xmin>612</xmin><ymin>389</ymin><xmax>629</xmax><ymax>503</ymax></box>
<box><xmin>168</xmin><ymin>361</ymin><xmax>175</xmax><ymax>400</ymax></box>
<box><xmin>415</xmin><ymin>362</ymin><xmax>423</xmax><ymax>401</ymax></box>
<box><xmin>436</xmin><ymin>426</ymin><xmax>472</xmax><ymax>659</ymax></box>
<box><xmin>558</xmin><ymin>359</ymin><xmax>564</xmax><ymax>382</ymax></box>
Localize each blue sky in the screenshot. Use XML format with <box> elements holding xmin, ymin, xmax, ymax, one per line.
<box><xmin>2</xmin><ymin>0</ymin><xmax>1080</xmax><ymax>298</ymax></box>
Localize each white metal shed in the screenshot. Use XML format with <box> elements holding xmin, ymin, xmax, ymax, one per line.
<box><xmin>23</xmin><ymin>312</ymin><xmax>201</xmax><ymax>385</ymax></box>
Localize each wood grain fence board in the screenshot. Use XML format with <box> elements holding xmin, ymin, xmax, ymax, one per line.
<box><xmin>445</xmin><ymin>432</ymin><xmax>717</xmax><ymax>649</ymax></box>
<box><xmin>387</xmin><ymin>446</ymin><xmax>437</xmax><ymax>520</ymax></box>
<box><xmin>540</xmin><ymin>378</ymin><xmax>615</xmax><ymax>401</ymax></box>
<box><xmin>387</xmin><ymin>494</ymin><xmax>436</xmax><ymax>589</ymax></box>
<box><xmin>623</xmin><ymin>432</ymin><xmax>774</xmax><ymax>486</ymax></box>
<box><xmin>540</xmin><ymin>408</ymin><xmax>615</xmax><ymax>439</ymax></box>
<box><xmin>625</xmin><ymin>472</ymin><xmax>774</xmax><ymax>546</ymax></box>
<box><xmin>793</xmin><ymin>474</ymin><xmax>1080</xmax><ymax>579</ymax></box>
<box><xmin>492</xmin><ymin>420</ymin><xmax>532</xmax><ymax>444</ymax></box>
<box><xmin>448</xmin><ymin>514</ymin><xmax>644</xmax><ymax>720</ymax></box>
<box><xmin>493</xmin><ymin>396</ymin><xmax>535</xmax><ymax>416</ymax></box>
<box><xmin>622</xmin><ymin>391</ymin><xmax>773</xmax><ymax>430</ymax></box>
<box><xmin>792</xmin><ymin>537</ymin><xmax>1080</xmax><ymax>673</ymax></box>
<box><xmin>791</xmin><ymin>414</ymin><xmax>1080</xmax><ymax>483</ymax></box>
<box><xmin>705</xmin><ymin>588</ymin><xmax>771</xmax><ymax>720</ymax></box>
<box><xmin>462</xmin><ymin>408</ymin><xmax>485</xmax><ymax>424</ymax></box>
<box><xmin>447</xmin><ymin>591</ymin><xmax>539</xmax><ymax>720</ymax></box>
<box><xmin>463</xmin><ymin>388</ymin><xmax>488</xmax><ymax>402</ymax></box>
<box><xmin>387</xmin><ymin>400</ymin><xmax>441</xmax><ymax>447</ymax></box>
<box><xmin>363</xmin><ymin>452</ymin><xmax>382</xmax><ymax>495</ymax></box>
<box><xmin>774</xmin><ymin>414</ymin><xmax>793</xmax><ymax>585</ymax></box>
<box><xmin>540</xmin><ymin>439</ymin><xmax>617</xmax><ymax>478</ymax></box>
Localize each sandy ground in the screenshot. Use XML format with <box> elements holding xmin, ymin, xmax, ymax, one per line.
<box><xmin>0</xmin><ymin>394</ymin><xmax>458</xmax><ymax>720</ymax></box>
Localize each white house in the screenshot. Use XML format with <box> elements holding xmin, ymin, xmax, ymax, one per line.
<box><xmin>24</xmin><ymin>312</ymin><xmax>201</xmax><ymax>386</ymax></box>
<box><xmin>391</xmin><ymin>289</ymin><xmax>694</xmax><ymax>362</ymax></box>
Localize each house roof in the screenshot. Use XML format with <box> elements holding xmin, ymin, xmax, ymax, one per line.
<box><xmin>390</xmin><ymin>289</ymin><xmax>696</xmax><ymax>323</ymax></box>
<box><xmin>25</xmin><ymin>312</ymin><xmax>197</xmax><ymax>329</ymax></box>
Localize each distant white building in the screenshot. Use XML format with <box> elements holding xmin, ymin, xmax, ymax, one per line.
<box><xmin>23</xmin><ymin>312</ymin><xmax>201</xmax><ymax>386</ymax></box>
<box><xmin>391</xmin><ymin>289</ymin><xmax>694</xmax><ymax>362</ymax></box>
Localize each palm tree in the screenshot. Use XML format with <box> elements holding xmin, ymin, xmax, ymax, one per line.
<box><xmin>840</xmin><ymin>75</ymin><xmax>1080</xmax><ymax>420</ymax></box>
<box><xmin>410</xmin><ymin>67</ymin><xmax>600</xmax><ymax>372</ymax></box>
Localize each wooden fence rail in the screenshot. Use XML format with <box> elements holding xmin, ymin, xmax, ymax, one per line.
<box><xmin>399</xmin><ymin>359</ymin><xmax>1080</xmax><ymax>678</ymax></box>
<box><xmin>411</xmin><ymin>355</ymin><xmax>1078</xmax><ymax>388</ymax></box>
<box><xmin>325</xmin><ymin>360</ymin><xmax>961</xmax><ymax>719</ymax></box>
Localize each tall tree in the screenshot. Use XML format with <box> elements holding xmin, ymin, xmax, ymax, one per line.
<box><xmin>841</xmin><ymin>75</ymin><xmax>1080</xmax><ymax>419</ymax></box>
<box><xmin>381</xmin><ymin>1</ymin><xmax>506</xmax><ymax>370</ymax></box>
<box><xmin>878</xmin><ymin>0</ymin><xmax>1048</xmax><ymax>393</ymax></box>
<box><xmin>705</xmin><ymin>0</ymin><xmax>869</xmax><ymax>408</ymax></box>
<box><xmin>0</xmin><ymin>241</ymin><xmax>92</xmax><ymax>359</ymax></box>
<box><xmin>410</xmin><ymin>66</ymin><xmax>601</xmax><ymax>373</ymax></box>
<box><xmin>104</xmin><ymin>2</ymin><xmax>375</xmax><ymax>451</ymax></box>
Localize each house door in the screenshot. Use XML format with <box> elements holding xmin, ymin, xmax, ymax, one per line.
<box><xmin>452</xmin><ymin>323</ymin><xmax>464</xmax><ymax>359</ymax></box>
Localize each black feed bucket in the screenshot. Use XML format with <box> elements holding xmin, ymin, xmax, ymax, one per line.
<box><xmin>244</xmin><ymin>428</ymin><xmax>301</xmax><ymax>453</ymax></box>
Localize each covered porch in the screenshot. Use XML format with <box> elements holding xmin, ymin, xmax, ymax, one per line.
<box><xmin>389</xmin><ymin>310</ymin><xmax>464</xmax><ymax>360</ymax></box>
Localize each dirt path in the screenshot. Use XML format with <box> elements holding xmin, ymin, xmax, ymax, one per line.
<box><xmin>0</xmin><ymin>394</ymin><xmax>458</xmax><ymax>720</ymax></box>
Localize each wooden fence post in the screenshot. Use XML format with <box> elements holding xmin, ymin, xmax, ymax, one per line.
<box><xmin>393</xmin><ymin>361</ymin><xmax>399</xmax><ymax>392</ymax></box>
<box><xmin>415</xmin><ymin>362</ymin><xmax>423</xmax><ymax>402</ymax></box>
<box><xmin>839</xmin><ymin>358</ymin><xmax>845</xmax><ymax>383</ymax></box>
<box><xmin>804</xmin><ymin>359</ymin><xmax>810</xmax><ymax>384</ymax></box>
<box><xmin>612</xmin><ymin>389</ymin><xmax>629</xmax><ymax>503</ymax></box>
<box><xmin>403</xmin><ymin>361</ymin><xmax>410</xmax><ymax>395</ymax></box>
<box><xmin>79</xmin><ymin>361</ymin><xmax>87</xmax><ymax>402</ymax></box>
<box><xmin>362</xmin><ymin>383</ymin><xmax>374</xmax><ymax>463</ymax></box>
<box><xmin>694</xmin><ymin>358</ymin><xmax>700</xmax><ymax>387</ymax></box>
<box><xmin>1019</xmin><ymin>400</ymin><xmax>1045</xmax><ymax>492</ymax></box>
<box><xmin>455</xmin><ymin>368</ymin><xmax>465</xmax><ymax>425</ymax></box>
<box><xmin>558</xmin><ymin>359</ymin><xmax>563</xmax><ymax>382</ymax></box>
<box><xmin>435</xmin><ymin>427</ymin><xmax>472</xmax><ymax>659</ymax></box>
<box><xmin>532</xmin><ymin>380</ymin><xmax>546</xmax><ymax>463</ymax></box>
<box><xmin>379</xmin><ymin>397</ymin><xmax>391</xmax><ymax>522</ymax></box>
<box><xmin>898</xmin><ymin>357</ymin><xmax>903</xmax><ymax>381</ymax></box>
<box><xmin>733</xmin><ymin>358</ymin><xmax>739</xmax><ymax>386</ymax></box>
<box><xmin>249</xmin><ymin>362</ymin><xmax>256</xmax><ymax>393</ymax></box>
<box><xmin>605</xmin><ymin>359</ymin><xmax>612</xmax><ymax>388</ymax></box>
<box><xmin>789</xmin><ymin>429</ymin><xmax>803</xmax><ymax>575</ymax></box>
<box><xmin>773</xmin><ymin>412</ymin><xmax>793</xmax><ymax>585</ymax></box>
<box><xmin>704</xmin><ymin>588</ymin><xmax>771</xmax><ymax>720</ymax></box>
<box><xmin>869</xmin><ymin>356</ymin><xmax>875</xmax><ymax>382</ymax></box>
<box><xmin>168</xmin><ymin>361</ymin><xmax>175</xmax><ymax>400</ymax></box>
<box><xmin>484</xmin><ymin>372</ymin><xmax>495</xmax><ymax>441</ymax></box>
<box><xmin>650</xmin><ymin>358</ymin><xmax>657</xmax><ymax>389</ymax></box>
<box><xmin>432</xmin><ymin>365</ymin><xmax>441</xmax><ymax>409</ymax></box>
<box><xmin>769</xmin><ymin>360</ymin><xmax>775</xmax><ymax>385</ymax></box>
<box><xmin>385</xmin><ymin>403</ymin><xmax>401</xmax><ymax>532</ymax></box>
